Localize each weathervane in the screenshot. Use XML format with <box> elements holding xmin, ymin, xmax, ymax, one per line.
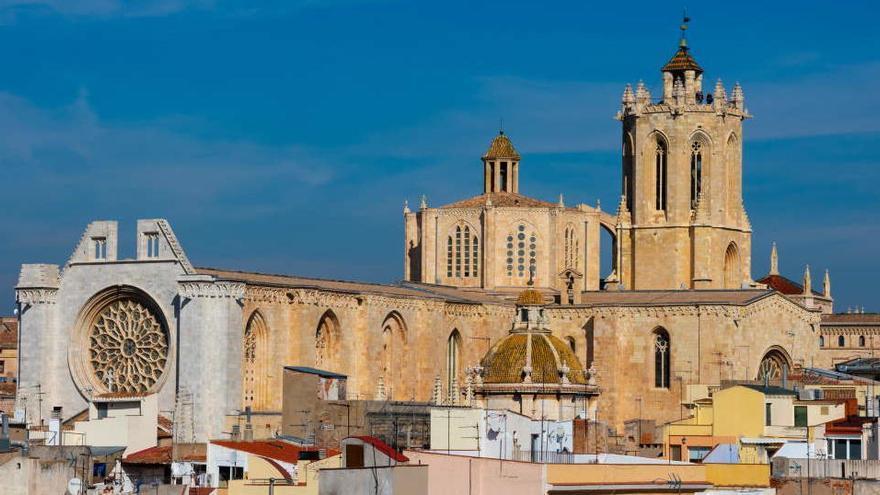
<box><xmin>680</xmin><ymin>10</ymin><xmax>691</xmax><ymax>47</ymax></box>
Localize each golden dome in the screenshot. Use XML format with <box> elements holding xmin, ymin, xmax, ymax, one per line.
<box><xmin>482</xmin><ymin>131</ymin><xmax>521</xmax><ymax>160</ymax></box>
<box><xmin>516</xmin><ymin>288</ymin><xmax>544</xmax><ymax>306</ymax></box>
<box><xmin>480</xmin><ymin>332</ymin><xmax>586</xmax><ymax>385</ymax></box>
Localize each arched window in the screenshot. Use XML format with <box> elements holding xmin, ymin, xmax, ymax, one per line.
<box><xmin>567</xmin><ymin>336</ymin><xmax>577</xmax><ymax>354</ymax></box>
<box><xmin>723</xmin><ymin>243</ymin><xmax>741</xmax><ymax>289</ymax></box>
<box><xmin>316</xmin><ymin>310</ymin><xmax>341</xmax><ymax>373</ymax></box>
<box><xmin>448</xmin><ymin>224</ymin><xmax>479</xmax><ymax>279</ymax></box>
<box><xmin>380</xmin><ymin>312</ymin><xmax>407</xmax><ymax>400</ymax></box>
<box><xmin>859</xmin><ymin>336</ymin><xmax>866</xmax><ymax>347</ymax></box>
<box><xmin>758</xmin><ymin>349</ymin><xmax>791</xmax><ymax>380</ymax></box>
<box><xmin>446</xmin><ymin>330</ymin><xmax>462</xmax><ymax>398</ymax></box>
<box><xmin>839</xmin><ymin>335</ymin><xmax>846</xmax><ymax>347</ymax></box>
<box><xmin>819</xmin><ymin>335</ymin><xmax>825</xmax><ymax>347</ymax></box>
<box><xmin>506</xmin><ymin>224</ymin><xmax>537</xmax><ymax>279</ymax></box>
<box><xmin>726</xmin><ymin>134</ymin><xmax>740</xmax><ymax>216</ymax></box>
<box><xmin>653</xmin><ymin>329</ymin><xmax>671</xmax><ymax>389</ymax></box>
<box><xmin>623</xmin><ymin>134</ymin><xmax>634</xmax><ymax>212</ymax></box>
<box><xmin>243</xmin><ymin>311</ymin><xmax>269</xmax><ymax>410</ymax></box>
<box><xmin>690</xmin><ymin>140</ymin><xmax>704</xmax><ymax>209</ymax></box>
<box><xmin>655</xmin><ymin>140</ymin><xmax>668</xmax><ymax>211</ymax></box>
<box><xmin>564</xmin><ymin>225</ymin><xmax>578</xmax><ymax>270</ymax></box>
<box><xmin>446</xmin><ymin>236</ymin><xmax>453</xmax><ymax>277</ymax></box>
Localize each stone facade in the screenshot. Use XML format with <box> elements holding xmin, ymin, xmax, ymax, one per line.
<box><xmin>14</xmin><ymin>28</ymin><xmax>876</xmax><ymax>444</ymax></box>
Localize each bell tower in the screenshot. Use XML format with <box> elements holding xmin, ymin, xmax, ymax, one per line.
<box><xmin>614</xmin><ymin>17</ymin><xmax>753</xmax><ymax>290</ymax></box>
<box><xmin>482</xmin><ymin>131</ymin><xmax>520</xmax><ymax>194</ymax></box>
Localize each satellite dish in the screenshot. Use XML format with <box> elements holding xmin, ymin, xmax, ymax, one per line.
<box><xmin>67</xmin><ymin>477</ymin><xmax>82</xmax><ymax>495</ymax></box>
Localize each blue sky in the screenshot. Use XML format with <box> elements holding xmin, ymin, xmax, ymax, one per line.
<box><xmin>0</xmin><ymin>0</ymin><xmax>877</xmax><ymax>311</ymax></box>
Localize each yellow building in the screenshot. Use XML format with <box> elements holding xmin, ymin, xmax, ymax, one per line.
<box><xmin>666</xmin><ymin>384</ymin><xmax>846</xmax><ymax>464</ymax></box>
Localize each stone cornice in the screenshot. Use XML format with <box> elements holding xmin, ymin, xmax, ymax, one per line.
<box><xmin>15</xmin><ymin>288</ymin><xmax>58</xmax><ymax>304</ymax></box>
<box><xmin>179</xmin><ymin>281</ymin><xmax>246</xmax><ymax>300</ymax></box>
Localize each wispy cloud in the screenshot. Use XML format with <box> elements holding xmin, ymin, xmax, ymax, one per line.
<box><xmin>0</xmin><ymin>0</ymin><xmax>214</xmax><ymax>19</ymax></box>
<box><xmin>0</xmin><ymin>90</ymin><xmax>336</xmax><ymax>219</ymax></box>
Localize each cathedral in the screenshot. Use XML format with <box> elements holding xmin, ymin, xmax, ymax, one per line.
<box><xmin>14</xmin><ymin>27</ymin><xmax>863</xmax><ymax>443</ymax></box>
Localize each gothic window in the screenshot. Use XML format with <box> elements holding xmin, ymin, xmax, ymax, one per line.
<box><xmin>655</xmin><ymin>140</ymin><xmax>668</xmax><ymax>211</ymax></box>
<box><xmin>623</xmin><ymin>134</ymin><xmax>634</xmax><ymax>212</ymax></box>
<box><xmin>448</xmin><ymin>224</ymin><xmax>479</xmax><ymax>279</ymax></box>
<box><xmin>757</xmin><ymin>350</ymin><xmax>790</xmax><ymax>380</ymax></box>
<box><xmin>381</xmin><ymin>312</ymin><xmax>407</xmax><ymax>400</ymax></box>
<box><xmin>723</xmin><ymin>243</ymin><xmax>741</xmax><ymax>289</ymax></box>
<box><xmin>88</xmin><ymin>299</ymin><xmax>168</xmax><ymax>393</ymax></box>
<box><xmin>316</xmin><ymin>310</ymin><xmax>341</xmax><ymax>372</ymax></box>
<box><xmin>243</xmin><ymin>312</ymin><xmax>268</xmax><ymax>410</ymax></box>
<box><xmin>455</xmin><ymin>226</ymin><xmax>462</xmax><ymax>277</ymax></box>
<box><xmin>472</xmin><ymin>236</ymin><xmax>479</xmax><ymax>276</ymax></box>
<box><xmin>145</xmin><ymin>232</ymin><xmax>160</xmax><ymax>258</ymax></box>
<box><xmin>446</xmin><ymin>237</ymin><xmax>453</xmax><ymax>277</ymax></box>
<box><xmin>93</xmin><ymin>237</ymin><xmax>107</xmax><ymax>260</ymax></box>
<box><xmin>567</xmin><ymin>336</ymin><xmax>577</xmax><ymax>354</ymax></box>
<box><xmin>464</xmin><ymin>226</ymin><xmax>471</xmax><ymax>277</ymax></box>
<box><xmin>653</xmin><ymin>329</ymin><xmax>671</xmax><ymax>389</ymax></box>
<box><xmin>690</xmin><ymin>141</ymin><xmax>704</xmax><ymax>209</ymax></box>
<box><xmin>563</xmin><ymin>225</ymin><xmax>579</xmax><ymax>270</ymax></box>
<box><xmin>446</xmin><ymin>330</ymin><xmax>462</xmax><ymax>397</ymax></box>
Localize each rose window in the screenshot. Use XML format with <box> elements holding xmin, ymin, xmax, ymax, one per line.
<box><xmin>88</xmin><ymin>299</ymin><xmax>168</xmax><ymax>393</ymax></box>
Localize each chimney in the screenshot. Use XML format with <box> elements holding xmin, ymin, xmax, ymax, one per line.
<box><xmin>231</xmin><ymin>424</ymin><xmax>241</xmax><ymax>440</ymax></box>
<box><xmin>243</xmin><ymin>406</ymin><xmax>254</xmax><ymax>441</ymax></box>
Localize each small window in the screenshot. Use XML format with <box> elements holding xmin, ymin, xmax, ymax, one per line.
<box><xmin>92</xmin><ymin>237</ymin><xmax>107</xmax><ymax>260</ymax></box>
<box><xmin>765</xmin><ymin>403</ymin><xmax>772</xmax><ymax>426</ymax></box>
<box><xmin>145</xmin><ymin>232</ymin><xmax>160</xmax><ymax>258</ymax></box>
<box><xmin>838</xmin><ymin>335</ymin><xmax>846</xmax><ymax>347</ymax></box>
<box><xmin>96</xmin><ymin>402</ymin><xmax>108</xmax><ymax>419</ymax></box>
<box><xmin>0</xmin><ymin>360</ymin><xmax>4</xmax><ymax>374</ymax></box>
<box><xmin>859</xmin><ymin>336</ymin><xmax>866</xmax><ymax>347</ymax></box>
<box><xmin>819</xmin><ymin>336</ymin><xmax>825</xmax><ymax>347</ymax></box>
<box><xmin>794</xmin><ymin>406</ymin><xmax>808</xmax><ymax>427</ymax></box>
<box><xmin>670</xmin><ymin>445</ymin><xmax>682</xmax><ymax>461</ymax></box>
<box><xmin>688</xmin><ymin>446</ymin><xmax>711</xmax><ymax>463</ymax></box>
<box><xmin>849</xmin><ymin>440</ymin><xmax>862</xmax><ymax>460</ymax></box>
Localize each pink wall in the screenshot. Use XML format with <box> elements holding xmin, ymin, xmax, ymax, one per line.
<box><xmin>405</xmin><ymin>451</ymin><xmax>544</xmax><ymax>495</ymax></box>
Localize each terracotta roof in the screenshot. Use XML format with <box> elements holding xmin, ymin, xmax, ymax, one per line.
<box><xmin>822</xmin><ymin>314</ymin><xmax>880</xmax><ymax>324</ymax></box>
<box><xmin>576</xmin><ymin>289</ymin><xmax>775</xmax><ymax>307</ymax></box>
<box><xmin>481</xmin><ymin>332</ymin><xmax>586</xmax><ymax>385</ymax></box>
<box><xmin>482</xmin><ymin>132</ymin><xmax>520</xmax><ymax>160</ymax></box>
<box><xmin>124</xmin><ymin>446</ymin><xmax>171</xmax><ymax>464</ymax></box>
<box><xmin>124</xmin><ymin>444</ymin><xmax>206</xmax><ymax>464</ymax></box>
<box><xmin>0</xmin><ymin>317</ymin><xmax>17</xmax><ymax>348</ymax></box>
<box><xmin>825</xmin><ymin>415</ymin><xmax>876</xmax><ymax>436</ymax></box>
<box><xmin>661</xmin><ymin>45</ymin><xmax>703</xmax><ymax>74</ymax></box>
<box><xmin>211</xmin><ymin>440</ymin><xmax>326</xmax><ymax>465</ymax></box>
<box><xmin>347</xmin><ymin>436</ymin><xmax>409</xmax><ymax>463</ymax></box>
<box><xmin>440</xmin><ymin>191</ymin><xmax>557</xmax><ymax>209</ymax></box>
<box><xmin>195</xmin><ymin>268</ymin><xmax>508</xmax><ymax>305</ymax></box>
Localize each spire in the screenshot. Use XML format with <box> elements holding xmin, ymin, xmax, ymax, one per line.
<box><xmin>731</xmin><ymin>82</ymin><xmax>745</xmax><ymax>109</ymax></box>
<box><xmin>635</xmin><ymin>80</ymin><xmax>651</xmax><ymax>103</ymax></box>
<box><xmin>622</xmin><ymin>83</ymin><xmax>635</xmax><ymax>106</ymax></box>
<box><xmin>823</xmin><ymin>269</ymin><xmax>832</xmax><ymax>298</ymax></box>
<box><xmin>769</xmin><ymin>242</ymin><xmax>779</xmax><ymax>275</ymax></box>
<box><xmin>431</xmin><ymin>375</ymin><xmax>443</xmax><ymax>405</ymax></box>
<box><xmin>803</xmin><ymin>265</ymin><xmax>812</xmax><ymax>295</ymax></box>
<box><xmin>713</xmin><ymin>79</ymin><xmax>727</xmax><ymax>102</ymax></box>
<box><xmin>661</xmin><ymin>12</ymin><xmax>703</xmax><ymax>75</ymax></box>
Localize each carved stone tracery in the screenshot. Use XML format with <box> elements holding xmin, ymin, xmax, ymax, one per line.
<box><xmin>88</xmin><ymin>299</ymin><xmax>168</xmax><ymax>393</ymax></box>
